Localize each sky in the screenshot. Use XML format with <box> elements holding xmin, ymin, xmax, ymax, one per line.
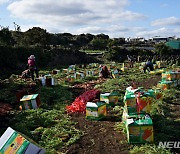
<box><xmin>0</xmin><ymin>0</ymin><xmax>180</xmax><ymax>38</ymax></box>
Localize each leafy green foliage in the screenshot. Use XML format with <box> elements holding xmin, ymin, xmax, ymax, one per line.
<box><xmin>154</xmin><ymin>43</ymin><xmax>172</xmax><ymax>56</ymax></box>
<box><xmin>21</xmin><ymin>27</ymin><xmax>50</xmax><ymax>46</ymax></box>
<box><xmin>0</xmin><ymin>27</ymin><xmax>14</xmax><ymax>46</ymax></box>
<box><xmin>10</xmin><ymin>109</ymin><xmax>82</xmax><ymax>153</ymax></box>
<box><xmin>130</xmin><ymin>144</ymin><xmax>171</xmax><ymax>154</ymax></box>
<box><xmin>150</xmin><ymin>88</ymin><xmax>180</xmax><ymax>144</ymax></box>
<box><xmin>39</xmin><ymin>85</ymin><xmax>72</xmax><ymax>110</ymax></box>
<box><xmin>114</xmin><ymin>122</ymin><xmax>126</xmax><ymax>134</ymax></box>
<box><xmin>89</xmin><ymin>38</ymin><xmax>108</xmax><ymax>50</ymax></box>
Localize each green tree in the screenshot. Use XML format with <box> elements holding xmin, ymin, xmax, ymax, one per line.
<box><xmin>105</xmin><ymin>46</ymin><xmax>127</xmax><ymax>61</ymax></box>
<box><xmin>21</xmin><ymin>27</ymin><xmax>50</xmax><ymax>46</ymax></box>
<box><xmin>154</xmin><ymin>43</ymin><xmax>172</xmax><ymax>58</ymax></box>
<box><xmin>89</xmin><ymin>38</ymin><xmax>108</xmax><ymax>50</ymax></box>
<box><xmin>0</xmin><ymin>27</ymin><xmax>14</xmax><ymax>46</ymax></box>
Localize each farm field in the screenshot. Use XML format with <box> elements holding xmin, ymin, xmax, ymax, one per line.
<box><xmin>0</xmin><ymin>63</ymin><xmax>179</xmax><ymax>154</ymax></box>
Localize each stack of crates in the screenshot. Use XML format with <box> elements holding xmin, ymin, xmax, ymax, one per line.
<box><xmin>157</xmin><ymin>71</ymin><xmax>180</xmax><ymax>90</ymax></box>
<box><xmin>122</xmin><ymin>87</ymin><xmax>158</xmax><ymax>143</ymax></box>
<box><xmin>39</xmin><ymin>74</ymin><xmax>58</xmax><ymax>86</ymax></box>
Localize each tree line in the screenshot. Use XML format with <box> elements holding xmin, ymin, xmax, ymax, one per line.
<box><xmin>0</xmin><ymin>26</ymin><xmax>179</xmax><ymax>75</ymax></box>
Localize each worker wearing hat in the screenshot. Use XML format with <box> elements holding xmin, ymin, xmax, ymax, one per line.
<box><xmin>27</xmin><ymin>55</ymin><xmax>39</xmax><ymax>80</ymax></box>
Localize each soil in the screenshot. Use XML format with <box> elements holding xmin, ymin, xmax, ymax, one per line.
<box><xmin>136</xmin><ymin>75</ymin><xmax>162</xmax><ymax>89</ymax></box>
<box><xmin>66</xmin><ymin>113</ymin><xmax>130</xmax><ymax>154</ymax></box>
<box><xmin>0</xmin><ymin>102</ymin><xmax>12</xmax><ymax>116</ymax></box>
<box><xmin>64</xmin><ymin>75</ymin><xmax>163</xmax><ymax>154</ymax></box>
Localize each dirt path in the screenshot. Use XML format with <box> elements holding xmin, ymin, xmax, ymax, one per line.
<box><xmin>66</xmin><ymin>113</ymin><xmax>129</xmax><ymax>154</ymax></box>
<box><xmin>136</xmin><ymin>75</ymin><xmax>161</xmax><ymax>89</ymax></box>
<box><xmin>65</xmin><ymin>75</ymin><xmax>162</xmax><ymax>154</ymax></box>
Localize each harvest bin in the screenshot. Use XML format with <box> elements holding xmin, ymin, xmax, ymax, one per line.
<box><xmin>125</xmin><ymin>115</ymin><xmax>154</xmax><ymax>143</ymax></box>
<box><xmin>39</xmin><ymin>75</ymin><xmax>58</xmax><ymax>86</ymax></box>
<box><xmin>162</xmin><ymin>71</ymin><xmax>176</xmax><ymax>81</ymax></box>
<box><xmin>123</xmin><ymin>93</ymin><xmax>136</xmax><ymax>108</ymax></box>
<box><xmin>122</xmin><ymin>106</ymin><xmax>146</xmax><ymax>122</ymax></box>
<box><xmin>20</xmin><ymin>94</ymin><xmax>41</xmax><ymax>110</ymax></box>
<box><xmin>86</xmin><ymin>102</ymin><xmax>107</xmax><ymax>120</ymax></box>
<box><xmin>157</xmin><ymin>80</ymin><xmax>174</xmax><ymax>90</ymax></box>
<box><xmin>0</xmin><ymin>127</ymin><xmax>45</xmax><ymax>154</ymax></box>
<box><xmin>100</xmin><ymin>92</ymin><xmax>119</xmax><ymax>106</ymax></box>
<box><xmin>124</xmin><ymin>93</ymin><xmax>154</xmax><ymax>114</ymax></box>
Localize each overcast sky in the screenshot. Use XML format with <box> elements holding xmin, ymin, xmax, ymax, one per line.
<box><xmin>0</xmin><ymin>0</ymin><xmax>180</xmax><ymax>38</ymax></box>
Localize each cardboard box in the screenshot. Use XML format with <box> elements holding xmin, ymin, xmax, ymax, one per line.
<box><xmin>147</xmin><ymin>89</ymin><xmax>162</xmax><ymax>100</ymax></box>
<box><xmin>51</xmin><ymin>77</ymin><xmax>58</xmax><ymax>86</ymax></box>
<box><xmin>125</xmin><ymin>86</ymin><xmax>142</xmax><ymax>95</ymax></box>
<box><xmin>20</xmin><ymin>94</ymin><xmax>41</xmax><ymax>110</ymax></box>
<box><xmin>122</xmin><ymin>106</ymin><xmax>146</xmax><ymax>122</ymax></box>
<box><xmin>40</xmin><ymin>75</ymin><xmax>58</xmax><ymax>86</ymax></box>
<box><xmin>39</xmin><ymin>77</ymin><xmax>46</xmax><ymax>86</ymax></box>
<box><xmin>44</xmin><ymin>75</ymin><xmax>57</xmax><ymax>86</ymax></box>
<box><xmin>123</xmin><ymin>93</ymin><xmax>136</xmax><ymax>108</ymax></box>
<box><xmin>86</xmin><ymin>102</ymin><xmax>107</xmax><ymax>120</ymax></box>
<box><xmin>162</xmin><ymin>72</ymin><xmax>176</xmax><ymax>81</ymax></box>
<box><xmin>124</xmin><ymin>92</ymin><xmax>154</xmax><ymax>114</ymax></box>
<box><xmin>157</xmin><ymin>80</ymin><xmax>174</xmax><ymax>90</ymax></box>
<box><xmin>0</xmin><ymin>127</ymin><xmax>45</xmax><ymax>154</ymax></box>
<box><xmin>125</xmin><ymin>115</ymin><xmax>154</xmax><ymax>143</ymax></box>
<box><xmin>0</xmin><ymin>127</ymin><xmax>30</xmax><ymax>154</ymax></box>
<box><xmin>136</xmin><ymin>94</ymin><xmax>153</xmax><ymax>114</ymax></box>
<box><xmin>100</xmin><ymin>92</ymin><xmax>119</xmax><ymax>106</ymax></box>
<box><xmin>122</xmin><ymin>106</ymin><xmax>147</xmax><ymax>122</ymax></box>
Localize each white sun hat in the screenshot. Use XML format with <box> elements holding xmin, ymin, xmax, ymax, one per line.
<box><xmin>29</xmin><ymin>55</ymin><xmax>35</xmax><ymax>59</ymax></box>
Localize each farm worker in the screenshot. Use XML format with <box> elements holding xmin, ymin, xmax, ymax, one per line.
<box><xmin>100</xmin><ymin>65</ymin><xmax>111</xmax><ymax>78</ymax></box>
<box><xmin>27</xmin><ymin>55</ymin><xmax>39</xmax><ymax>80</ymax></box>
<box><xmin>143</xmin><ymin>60</ymin><xmax>154</xmax><ymax>73</ymax></box>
